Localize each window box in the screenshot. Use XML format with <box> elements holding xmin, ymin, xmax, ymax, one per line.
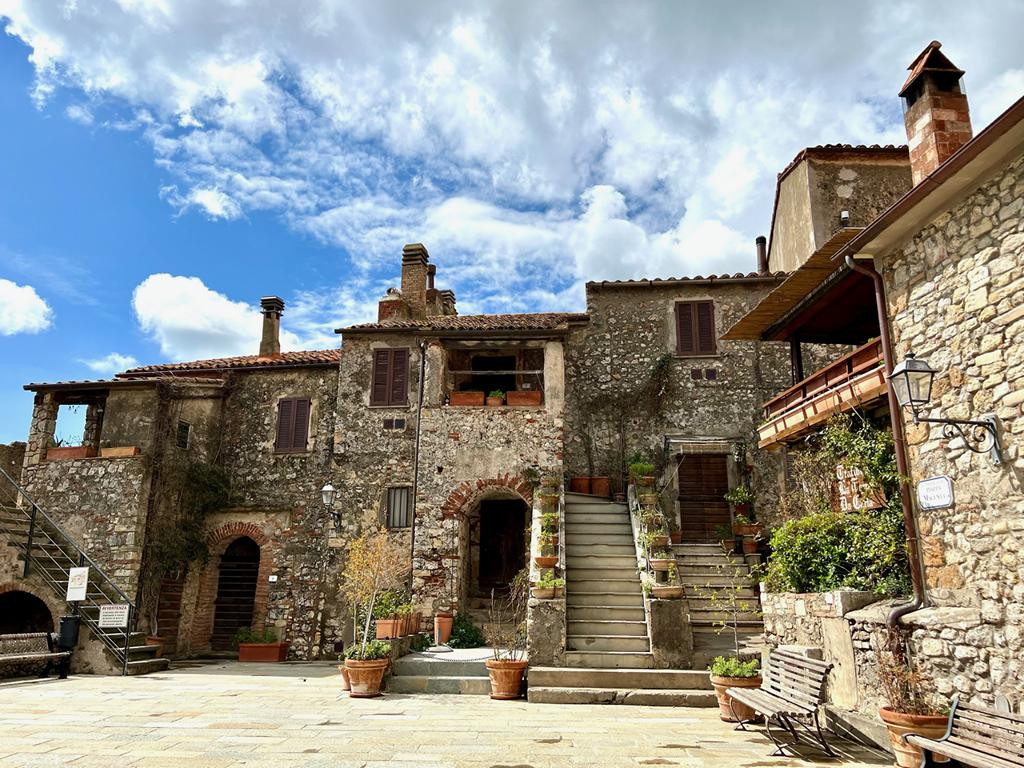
<box><xmin>238</xmin><ymin>641</ymin><xmax>289</xmax><ymax>662</ymax></box>
<box><xmin>99</xmin><ymin>446</ymin><xmax>139</xmax><ymax>458</ymax></box>
<box><xmin>506</xmin><ymin>390</ymin><xmax>543</xmax><ymax>406</ymax></box>
<box><xmin>45</xmin><ymin>446</ymin><xmax>97</xmax><ymax>461</ymax></box>
<box><xmin>450</xmin><ymin>391</ymin><xmax>485</xmax><ymax>406</ymax></box>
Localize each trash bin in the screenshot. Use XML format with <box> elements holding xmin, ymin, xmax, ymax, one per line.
<box><xmin>57</xmin><ymin>615</ymin><xmax>80</xmax><ymax>650</ymax></box>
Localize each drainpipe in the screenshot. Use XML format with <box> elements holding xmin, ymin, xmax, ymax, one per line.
<box><xmin>409</xmin><ymin>340</ymin><xmax>428</xmax><ymax>587</ymax></box>
<box><xmin>844</xmin><ymin>254</ymin><xmax>926</xmax><ymax>625</ymax></box>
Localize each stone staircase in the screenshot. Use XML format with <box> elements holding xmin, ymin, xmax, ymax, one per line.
<box><xmin>674</xmin><ymin>543</ymin><xmax>764</xmax><ymax>669</ymax></box>
<box><xmin>387</xmin><ymin>652</ymin><xmax>490</xmax><ymax>695</ymax></box>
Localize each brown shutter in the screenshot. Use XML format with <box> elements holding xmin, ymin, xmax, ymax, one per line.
<box><xmin>371</xmin><ymin>349</ymin><xmax>390</xmax><ymax>405</ymax></box>
<box><xmin>389</xmin><ymin>349</ymin><xmax>409</xmax><ymax>405</ymax></box>
<box><xmin>676</xmin><ymin>302</ymin><xmax>695</xmax><ymax>355</ymax></box>
<box><xmin>696</xmin><ymin>301</ymin><xmax>716</xmax><ymax>354</ymax></box>
<box><xmin>292</xmin><ymin>398</ymin><xmax>310</xmax><ymax>450</ymax></box>
<box><xmin>275</xmin><ymin>398</ymin><xmax>294</xmax><ymax>451</ymax></box>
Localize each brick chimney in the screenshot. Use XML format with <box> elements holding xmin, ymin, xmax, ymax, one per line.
<box><xmin>259</xmin><ymin>296</ymin><xmax>284</xmax><ymax>356</ymax></box>
<box><xmin>401</xmin><ymin>243</ymin><xmax>430</xmax><ymax>319</ymax></box>
<box><xmin>901</xmin><ymin>41</ymin><xmax>972</xmax><ymax>185</ymax></box>
<box><xmin>755</xmin><ymin>236</ymin><xmax>768</xmax><ymax>275</ymax></box>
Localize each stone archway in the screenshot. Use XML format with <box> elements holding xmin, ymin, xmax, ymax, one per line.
<box><xmin>0</xmin><ymin>586</ymin><xmax>54</xmax><ymax>633</ymax></box>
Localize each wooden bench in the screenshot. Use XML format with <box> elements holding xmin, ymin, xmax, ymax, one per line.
<box><xmin>905</xmin><ymin>694</ymin><xmax>1024</xmax><ymax>767</ymax></box>
<box><xmin>0</xmin><ymin>633</ymin><xmax>71</xmax><ymax>680</ymax></box>
<box><xmin>726</xmin><ymin>647</ymin><xmax>835</xmax><ymax>757</ymax></box>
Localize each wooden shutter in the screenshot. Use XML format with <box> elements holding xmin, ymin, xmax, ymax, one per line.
<box><xmin>676</xmin><ymin>302</ymin><xmax>695</xmax><ymax>355</ymax></box>
<box><xmin>695</xmin><ymin>301</ymin><xmax>716</xmax><ymax>354</ymax></box>
<box><xmin>371</xmin><ymin>349</ymin><xmax>391</xmax><ymax>405</ymax></box>
<box><xmin>292</xmin><ymin>398</ymin><xmax>310</xmax><ymax>451</ymax></box>
<box><xmin>275</xmin><ymin>399</ymin><xmax>294</xmax><ymax>451</ymax></box>
<box><xmin>389</xmin><ymin>349</ymin><xmax>409</xmax><ymax>406</ymax></box>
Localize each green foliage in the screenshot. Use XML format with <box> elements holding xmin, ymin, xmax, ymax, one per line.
<box><xmin>541</xmin><ymin>511</ymin><xmax>559</xmax><ymax>533</ymax></box>
<box><xmin>628</xmin><ymin>460</ymin><xmax>656</xmax><ymax>479</ymax></box>
<box><xmin>724</xmin><ymin>486</ymin><xmax>754</xmax><ymax>505</ymax></box>
<box><xmin>345</xmin><ymin>639</ymin><xmax>391</xmax><ymax>660</ymax></box>
<box><xmin>714</xmin><ymin>523</ymin><xmax>734</xmax><ymax>540</ymax></box>
<box><xmin>371</xmin><ymin>589</ymin><xmax>407</xmax><ymax>619</ymax></box>
<box><xmin>521</xmin><ymin>465</ymin><xmax>541</xmax><ymax>490</ymax></box>
<box><xmin>235</xmin><ymin>627</ymin><xmax>278</xmax><ymax>645</ymax></box>
<box><xmin>409</xmin><ymin>633</ymin><xmax>432</xmax><ymax>653</ymax></box>
<box><xmin>446</xmin><ymin>612</ymin><xmax>487</xmax><ymax>648</ymax></box>
<box><xmin>820</xmin><ymin>414</ymin><xmax>900</xmax><ymax>491</ymax></box>
<box><xmin>488</xmin><ymin>390</ymin><xmax>505</xmax><ymax>399</ymax></box>
<box><xmin>709</xmin><ymin>655</ymin><xmax>760</xmax><ymax>678</ymax></box>
<box><xmin>536</xmin><ymin>572</ymin><xmax>565</xmax><ymax>588</ymax></box>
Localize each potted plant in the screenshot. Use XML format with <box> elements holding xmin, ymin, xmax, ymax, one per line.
<box><xmin>647</xmin><ymin>549</ymin><xmax>674</xmax><ymax>571</ymax></box>
<box><xmin>540</xmin><ymin>475</ymin><xmax>560</xmax><ymax>491</ymax></box>
<box><xmin>648</xmin><ymin>530</ymin><xmax>669</xmax><ymax>549</ymax></box>
<box><xmin>434</xmin><ymin>611</ymin><xmax>454</xmax><ymax>645</ymax></box>
<box><xmin>569</xmin><ymin>477</ymin><xmax>591</xmax><ymax>494</ymax></box>
<box><xmin>639</xmin><ymin>490</ymin><xmax>660</xmax><ymax>507</ymax></box>
<box><xmin>338</xmin><ymin>661</ymin><xmax>351</xmax><ymax>691</ymax></box>
<box><xmin>628</xmin><ymin>460</ymin><xmax>656</xmax><ymax>487</ymax></box>
<box><xmin>371</xmin><ymin>589</ymin><xmax>404</xmax><ymax>639</ymax></box>
<box><xmin>449</xmin><ymin>390</ymin><xmax>485</xmax><ymax>406</ymax></box>
<box><xmin>709</xmin><ymin>655</ymin><xmax>762</xmax><ymax>722</ymax></box>
<box><xmin>741</xmin><ymin>535</ymin><xmax>760</xmax><ymax>555</ymax></box>
<box><xmin>344</xmin><ymin>639</ymin><xmax>392</xmax><ymax>698</ymax></box>
<box><xmin>534</xmin><ymin>554</ymin><xmax>558</xmax><ymax>569</ymax></box>
<box><xmin>540</xmin><ymin>493</ymin><xmax>559</xmax><ymax>514</ymax></box>
<box><xmin>651</xmin><ymin>562</ymin><xmax>683</xmax><ymax>598</ymax></box>
<box><xmin>397</xmin><ymin>603</ymin><xmax>414</xmax><ymax>636</ymax></box>
<box><xmin>715</xmin><ymin>523</ymin><xmax>735</xmax><ymax>553</ymax></box>
<box><xmin>539</xmin><ymin>531</ymin><xmax>558</xmax><ymax>553</ymax></box>
<box><xmin>530</xmin><ymin>572</ymin><xmax>565</xmax><ymax>599</ymax></box>
<box><xmin>668</xmin><ymin>515</ymin><xmax>683</xmax><ymax>544</ymax></box>
<box><xmin>486</xmin><ymin>390</ymin><xmax>505</xmax><ymax>407</ymax></box>
<box><xmin>731</xmin><ymin>512</ymin><xmax>762</xmax><ymax>537</ymax></box>
<box><xmin>485</xmin><ymin>569</ymin><xmax>529</xmax><ymax>699</ymax></box>
<box><xmin>876</xmin><ymin>628</ymin><xmax>950</xmax><ymax>767</ymax></box>
<box><xmin>589</xmin><ymin>476</ymin><xmax>611</xmax><ymax>497</ymax></box>
<box><xmin>724</xmin><ymin>486</ymin><xmax>755</xmax><ymax>517</ymax></box>
<box><xmin>236</xmin><ymin>627</ymin><xmax>290</xmax><ymax>662</ymax></box>
<box><xmin>507</xmin><ymin>389</ymin><xmax>543</xmax><ymax>406</ymax></box>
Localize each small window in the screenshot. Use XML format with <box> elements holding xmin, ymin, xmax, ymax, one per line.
<box><xmin>275</xmin><ymin>398</ymin><xmax>311</xmax><ymax>453</ymax></box>
<box><xmin>175</xmin><ymin>420</ymin><xmax>191</xmax><ymax>449</ymax></box>
<box><xmin>370</xmin><ymin>349</ymin><xmax>410</xmax><ymax>406</ymax></box>
<box><xmin>383</xmin><ymin>418</ymin><xmax>407</xmax><ymax>431</ymax></box>
<box><xmin>675</xmin><ymin>301</ymin><xmax>716</xmax><ymax>356</ymax></box>
<box><xmin>385</xmin><ymin>487</ymin><xmax>412</xmax><ymax>529</ymax></box>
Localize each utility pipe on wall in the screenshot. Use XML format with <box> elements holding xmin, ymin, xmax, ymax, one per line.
<box><xmin>844</xmin><ymin>254</ymin><xmax>926</xmax><ymax>626</ymax></box>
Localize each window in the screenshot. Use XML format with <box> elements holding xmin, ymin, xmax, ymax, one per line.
<box><xmin>385</xmin><ymin>487</ymin><xmax>412</xmax><ymax>529</ymax></box>
<box><xmin>175</xmin><ymin>420</ymin><xmax>191</xmax><ymax>449</ymax></box>
<box><xmin>275</xmin><ymin>398</ymin><xmax>311</xmax><ymax>453</ymax></box>
<box><xmin>675</xmin><ymin>301</ymin><xmax>716</xmax><ymax>356</ymax></box>
<box><xmin>370</xmin><ymin>348</ymin><xmax>410</xmax><ymax>406</ymax></box>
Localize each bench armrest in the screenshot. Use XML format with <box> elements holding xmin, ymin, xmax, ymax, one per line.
<box><xmin>904</xmin><ymin>733</ymin><xmax>942</xmax><ymax>747</ymax></box>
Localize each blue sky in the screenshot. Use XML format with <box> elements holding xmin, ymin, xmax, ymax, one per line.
<box><xmin>1</xmin><ymin>1</ymin><xmax>1023</xmax><ymax>444</ymax></box>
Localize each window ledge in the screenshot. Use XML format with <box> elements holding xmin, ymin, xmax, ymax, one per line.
<box><xmin>673</xmin><ymin>353</ymin><xmax>722</xmax><ymax>360</ymax></box>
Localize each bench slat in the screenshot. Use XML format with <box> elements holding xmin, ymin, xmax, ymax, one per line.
<box><xmin>958</xmin><ymin>708</ymin><xmax>1024</xmax><ymax>736</ymax></box>
<box><xmin>772</xmin><ymin>651</ymin><xmax>831</xmax><ymax>672</ymax></box>
<box><xmin>961</xmin><ymin>703</ymin><xmax>1024</xmax><ymax>726</ymax></box>
<box><xmin>952</xmin><ymin>719</ymin><xmax>1024</xmax><ymax>759</ymax></box>
<box><xmin>765</xmin><ymin>664</ymin><xmax>827</xmax><ymax>694</ymax></box>
<box><xmin>0</xmin><ymin>652</ymin><xmax>70</xmax><ymax>663</ymax></box>
<box><xmin>906</xmin><ymin>735</ymin><xmax>1022</xmax><ymax>768</ymax></box>
<box><xmin>727</xmin><ymin>687</ymin><xmax>815</xmax><ymax>716</ymax></box>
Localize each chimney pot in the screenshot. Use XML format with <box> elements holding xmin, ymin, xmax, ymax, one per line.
<box><xmin>755</xmin><ymin>236</ymin><xmax>769</xmax><ymax>275</ymax></box>
<box><xmin>401</xmin><ymin>243</ymin><xmax>430</xmax><ymax>318</ymax></box>
<box><xmin>259</xmin><ymin>296</ymin><xmax>284</xmax><ymax>356</ymax></box>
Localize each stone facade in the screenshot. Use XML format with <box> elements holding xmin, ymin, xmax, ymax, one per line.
<box><xmin>0</xmin><ymin>442</ymin><xmax>25</xmax><ymax>496</ymax></box>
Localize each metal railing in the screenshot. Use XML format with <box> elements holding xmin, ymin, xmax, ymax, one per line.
<box><xmin>0</xmin><ymin>464</ymin><xmax>135</xmax><ymax>673</ymax></box>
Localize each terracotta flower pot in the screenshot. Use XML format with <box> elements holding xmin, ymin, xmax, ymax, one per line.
<box><xmin>531</xmin><ymin>586</ymin><xmax>556</xmax><ymax>599</ymax></box>
<box><xmin>376</xmin><ymin>618</ymin><xmax>401</xmax><ymax>640</ymax></box>
<box><xmin>345</xmin><ymin>658</ymin><xmax>390</xmax><ymax>698</ymax></box>
<box><xmin>539</xmin><ymin>493</ymin><xmax>559</xmax><ymax>512</ymax></box>
<box><xmin>411</xmin><ymin>611</ymin><xmax>422</xmax><ymax>634</ymax></box>
<box><xmin>720</xmin><ymin>538</ymin><xmax>735</xmax><ymax>554</ymax></box>
<box><xmin>450</xmin><ymin>391</ymin><xmax>484</xmax><ymax>406</ymax></box>
<box><xmin>589</xmin><ymin>476</ymin><xmax>610</xmax><ymax>498</ymax></box>
<box><xmin>434</xmin><ymin>613</ymin><xmax>454</xmax><ymax>645</ymax></box>
<box><xmin>742</xmin><ymin>538</ymin><xmax>759</xmax><ymax>554</ymax></box>
<box><xmin>238</xmin><ymin>642</ymin><xmax>290</xmax><ymax>662</ymax></box>
<box><xmin>648</xmin><ymin>558</ymin><xmax>673</xmax><ymax>571</ymax></box>
<box><xmin>879</xmin><ymin>708</ymin><xmax>951</xmax><ymax>767</ymax></box>
<box><xmin>639</xmin><ymin>493</ymin><xmax>660</xmax><ymax>507</ymax></box>
<box><xmin>485</xmin><ymin>658</ymin><xmax>528</xmax><ymax>699</ymax></box>
<box><xmin>670</xmin><ymin>531</ymin><xmax>683</xmax><ymax>544</ymax></box>
<box><xmin>45</xmin><ymin>445</ymin><xmax>97</xmax><ymax>461</ymax></box>
<box><xmin>339</xmin><ymin>664</ymin><xmax>351</xmax><ymax>691</ymax></box>
<box><xmin>553</xmin><ymin>585</ymin><xmax>564</xmax><ymax>597</ymax></box>
<box><xmin>710</xmin><ymin>674</ymin><xmax>763</xmax><ymax>723</ymax></box>
<box><xmin>569</xmin><ymin>477</ymin><xmax>591</xmax><ymax>494</ymax></box>
<box><xmin>733</xmin><ymin>523</ymin><xmax>762</xmax><ymax>537</ymax></box>
<box><xmin>145</xmin><ymin>635</ymin><xmax>164</xmax><ymax>658</ymax></box>
<box><xmin>637</xmin><ymin>475</ymin><xmax>655</xmax><ymax>487</ymax></box>
<box><xmin>650</xmin><ymin>585</ymin><xmax>683</xmax><ymax>599</ymax></box>
<box><xmin>649</xmin><ymin>534</ymin><xmax>669</xmax><ymax>548</ymax></box>
<box><xmin>486</xmin><ymin>396</ymin><xmax>504</xmax><ymax>407</ymax></box>
<box><xmin>534</xmin><ymin>555</ymin><xmax>558</xmax><ymax>569</ymax></box>
<box><xmin>506</xmin><ymin>390</ymin><xmax>542</xmax><ymax>406</ymax></box>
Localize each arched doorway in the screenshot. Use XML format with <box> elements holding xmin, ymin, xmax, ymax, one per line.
<box><xmin>476</xmin><ymin>498</ymin><xmax>529</xmax><ymax>594</ymax></box>
<box><xmin>211</xmin><ymin>536</ymin><xmax>260</xmax><ymax>650</ymax></box>
<box><xmin>0</xmin><ymin>590</ymin><xmax>54</xmax><ymax>634</ymax></box>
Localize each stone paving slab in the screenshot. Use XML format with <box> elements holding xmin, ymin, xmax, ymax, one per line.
<box><xmin>0</xmin><ymin>664</ymin><xmax>892</xmax><ymax>767</ymax></box>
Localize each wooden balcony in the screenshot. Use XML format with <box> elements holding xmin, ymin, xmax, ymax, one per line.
<box><xmin>758</xmin><ymin>339</ymin><xmax>887</xmax><ymax>447</ymax></box>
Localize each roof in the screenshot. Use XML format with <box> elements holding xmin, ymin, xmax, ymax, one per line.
<box><xmin>721</xmin><ymin>228</ymin><xmax>863</xmax><ymax>341</ymax></box>
<box><xmin>117</xmin><ymin>349</ymin><xmax>341</xmax><ymax>378</ymax></box>
<box><xmin>24</xmin><ymin>377</ymin><xmax>226</xmax><ymax>393</ymax></box>
<box><xmin>776</xmin><ymin>144</ymin><xmax>909</xmax><ymax>186</ymax></box>
<box><xmin>337</xmin><ymin>312</ymin><xmax>589</xmax><ymax>334</ymax></box>
<box><xmin>900</xmin><ymin>41</ymin><xmax>964</xmax><ymax>98</ymax></box>
<box><xmin>587</xmin><ymin>272</ymin><xmax>784</xmax><ymax>290</ymax></box>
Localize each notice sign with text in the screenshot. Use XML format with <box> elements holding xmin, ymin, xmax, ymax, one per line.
<box><xmin>836</xmin><ymin>464</ymin><xmax>884</xmax><ymax>512</ymax></box>
<box><xmin>917</xmin><ymin>476</ymin><xmax>955</xmax><ymax>510</ymax></box>
<box><xmin>98</xmin><ymin>603</ymin><xmax>130</xmax><ymax>629</ymax></box>
<box><xmin>66</xmin><ymin>567</ymin><xmax>89</xmax><ymax>602</ymax></box>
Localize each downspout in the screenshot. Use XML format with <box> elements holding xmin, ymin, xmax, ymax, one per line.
<box><xmin>409</xmin><ymin>340</ymin><xmax>427</xmax><ymax>587</ymax></box>
<box><xmin>844</xmin><ymin>255</ymin><xmax>926</xmax><ymax>626</ymax></box>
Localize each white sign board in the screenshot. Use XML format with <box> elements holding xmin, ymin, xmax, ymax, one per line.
<box><xmin>98</xmin><ymin>603</ymin><xmax>130</xmax><ymax>629</ymax></box>
<box><xmin>66</xmin><ymin>567</ymin><xmax>89</xmax><ymax>602</ymax></box>
<box><xmin>918</xmin><ymin>476</ymin><xmax>955</xmax><ymax>510</ymax></box>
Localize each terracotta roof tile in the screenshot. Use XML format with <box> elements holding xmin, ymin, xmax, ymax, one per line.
<box><xmin>118</xmin><ymin>349</ymin><xmax>341</xmax><ymax>377</ymax></box>
<box><xmin>339</xmin><ymin>312</ymin><xmax>589</xmax><ymax>333</ymax></box>
<box><xmin>587</xmin><ymin>272</ymin><xmax>785</xmax><ymax>289</ymax></box>
<box><xmin>777</xmin><ymin>144</ymin><xmax>909</xmax><ymax>183</ymax></box>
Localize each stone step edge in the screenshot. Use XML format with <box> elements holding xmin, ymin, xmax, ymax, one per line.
<box><xmin>526</xmin><ymin>686</ymin><xmax>717</xmax><ymax>706</ymax></box>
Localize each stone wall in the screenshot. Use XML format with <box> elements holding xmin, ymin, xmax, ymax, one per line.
<box><xmin>878</xmin><ymin>149</ymin><xmax>1024</xmax><ymax>701</ymax></box>
<box><xmin>0</xmin><ymin>442</ymin><xmax>25</xmax><ymax>496</ymax></box>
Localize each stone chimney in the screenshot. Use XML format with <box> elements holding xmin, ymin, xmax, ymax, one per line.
<box><xmin>401</xmin><ymin>243</ymin><xmax>430</xmax><ymax>319</ymax></box>
<box><xmin>901</xmin><ymin>41</ymin><xmax>972</xmax><ymax>185</ymax></box>
<box><xmin>439</xmin><ymin>289</ymin><xmax>457</xmax><ymax>316</ymax></box>
<box><xmin>755</xmin><ymin>236</ymin><xmax>768</xmax><ymax>275</ymax></box>
<box><xmin>259</xmin><ymin>296</ymin><xmax>285</xmax><ymax>356</ymax></box>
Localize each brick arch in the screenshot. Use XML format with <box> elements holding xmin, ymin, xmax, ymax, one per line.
<box><xmin>441</xmin><ymin>474</ymin><xmax>534</xmax><ymax>520</ymax></box>
<box><xmin>189</xmin><ymin>521</ymin><xmax>275</xmax><ymax>652</ymax></box>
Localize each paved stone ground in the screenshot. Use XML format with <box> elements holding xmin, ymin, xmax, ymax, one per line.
<box><xmin>0</xmin><ymin>661</ymin><xmax>891</xmax><ymax>767</ymax></box>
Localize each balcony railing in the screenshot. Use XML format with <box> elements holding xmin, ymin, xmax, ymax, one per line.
<box><xmin>758</xmin><ymin>339</ymin><xmax>886</xmax><ymax>447</ymax></box>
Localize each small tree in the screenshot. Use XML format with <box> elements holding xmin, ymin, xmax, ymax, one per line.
<box><xmin>340</xmin><ymin>527</ymin><xmax>407</xmax><ymax>658</ymax></box>
<box><xmin>488</xmin><ymin>567</ymin><xmax>529</xmax><ymax>661</ymax></box>
<box><xmin>695</xmin><ymin>558</ymin><xmax>762</xmax><ymax>657</ymax></box>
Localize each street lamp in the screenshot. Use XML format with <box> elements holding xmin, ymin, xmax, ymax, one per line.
<box><xmin>889</xmin><ymin>352</ymin><xmax>1002</xmax><ymax>465</ymax></box>
<box><xmin>321</xmin><ymin>482</ymin><xmax>341</xmax><ymax>533</ymax></box>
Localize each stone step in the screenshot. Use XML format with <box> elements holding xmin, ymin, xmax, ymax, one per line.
<box><xmin>566</xmin><ymin>591</ymin><xmax>644</xmax><ymax>607</ymax></box>
<box><xmin>391</xmin><ymin>658</ymin><xmax>487</xmax><ymax>677</ymax></box>
<box><xmin>687</xmin><ymin>609</ymin><xmax>762</xmax><ymax>622</ymax></box>
<box><xmin>387</xmin><ymin>675</ymin><xmax>490</xmax><ymax>695</ymax></box>
<box><xmin>566</xmin><ymin>635</ymin><xmax>650</xmax><ymax>653</ymax></box>
<box><xmin>528</xmin><ymin>666</ymin><xmax>712</xmax><ymax>690</ymax></box>
<box><xmin>569</xmin><ymin>568</ymin><xmax>638</xmax><ymax>581</ymax></box>
<box><xmin>672</xmin><ymin>543</ymin><xmax>728</xmax><ymax>555</ymax></box>
<box><xmin>564</xmin><ymin>651</ymin><xmax>654</xmax><ymax>669</ymax></box>
<box><xmin>565</xmin><ymin>523</ymin><xmax>633</xmax><ymax>536</ymax></box>
<box><xmin>692</xmin><ymin>622</ymin><xmax>763</xmax><ymax>634</ymax></box>
<box><xmin>567</xmin><ymin>620</ymin><xmax>648</xmax><ymax>637</ymax></box>
<box><xmin>565</xmin><ymin>532</ymin><xmax>634</xmax><ymax>546</ymax></box>
<box><xmin>566</xmin><ymin>579</ymin><xmax>641</xmax><ymax>594</ymax></box>
<box><xmin>125</xmin><ymin>658</ymin><xmax>170</xmax><ymax>676</ymax></box>
<box><xmin>678</xmin><ymin>574</ymin><xmax>753</xmax><ymax>587</ymax></box>
<box><xmin>564</xmin><ymin>510</ymin><xmax>629</xmax><ymax>523</ymax></box>
<box><xmin>675</xmin><ymin>554</ymin><xmax>745</xmax><ymax>566</ymax></box>
<box><xmin>526</xmin><ymin>686</ymin><xmax>716</xmax><ymax>706</ymax></box>
<box><xmin>685</xmin><ymin>590</ymin><xmax>759</xmax><ymax>603</ymax></box>
<box><xmin>564</xmin><ymin>544</ymin><xmax>636</xmax><ymax>557</ymax></box>
<box><xmin>567</xmin><ymin>605</ymin><xmax>646</xmax><ymax>622</ymax></box>
<box><xmin>564</xmin><ymin>493</ymin><xmax>627</xmax><ymax>508</ymax></box>
<box><xmin>566</xmin><ymin>555</ymin><xmax>636</xmax><ymax>569</ymax></box>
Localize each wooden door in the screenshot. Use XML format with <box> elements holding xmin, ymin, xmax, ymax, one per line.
<box><xmin>478</xmin><ymin>499</ymin><xmax>527</xmax><ymax>593</ymax></box>
<box><xmin>677</xmin><ymin>454</ymin><xmax>731</xmax><ymax>542</ymax></box>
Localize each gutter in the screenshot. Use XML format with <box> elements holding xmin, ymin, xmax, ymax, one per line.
<box><xmin>409</xmin><ymin>340</ymin><xmax>427</xmax><ymax>586</ymax></box>
<box><xmin>844</xmin><ymin>254</ymin><xmax>926</xmax><ymax>625</ymax></box>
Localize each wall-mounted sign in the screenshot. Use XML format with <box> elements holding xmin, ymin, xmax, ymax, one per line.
<box><xmin>836</xmin><ymin>464</ymin><xmax>884</xmax><ymax>512</ymax></box>
<box><xmin>98</xmin><ymin>603</ymin><xmax>130</xmax><ymax>628</ymax></box>
<box><xmin>66</xmin><ymin>567</ymin><xmax>89</xmax><ymax>602</ymax></box>
<box><xmin>917</xmin><ymin>476</ymin><xmax>955</xmax><ymax>510</ymax></box>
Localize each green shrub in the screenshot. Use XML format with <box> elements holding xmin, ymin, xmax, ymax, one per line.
<box><xmin>709</xmin><ymin>655</ymin><xmax>760</xmax><ymax>677</ymax></box>
<box><xmin>371</xmin><ymin>589</ymin><xmax>406</xmax><ymax>619</ymax></box>
<box><xmin>628</xmin><ymin>461</ymin><xmax>656</xmax><ymax>479</ymax></box>
<box><xmin>345</xmin><ymin>639</ymin><xmax>391</xmax><ymax>660</ymax></box>
<box><xmin>409</xmin><ymin>633</ymin><xmax>432</xmax><ymax>653</ymax></box>
<box><xmin>488</xmin><ymin>390</ymin><xmax>505</xmax><ymax>399</ymax></box>
<box><xmin>446</xmin><ymin>612</ymin><xmax>487</xmax><ymax>648</ymax></box>
<box><xmin>724</xmin><ymin>486</ymin><xmax>754</xmax><ymax>505</ymax></box>
<box><xmin>235</xmin><ymin>627</ymin><xmax>278</xmax><ymax>644</ymax></box>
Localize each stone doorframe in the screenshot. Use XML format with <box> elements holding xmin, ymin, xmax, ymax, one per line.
<box><xmin>187</xmin><ymin>522</ymin><xmax>274</xmax><ymax>652</ymax></box>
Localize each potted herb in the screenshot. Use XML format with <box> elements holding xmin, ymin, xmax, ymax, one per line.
<box><xmin>628</xmin><ymin>460</ymin><xmax>656</xmax><ymax>487</ymax></box>
<box><xmin>741</xmin><ymin>535</ymin><xmax>760</xmax><ymax>555</ymax></box>
<box><xmin>724</xmin><ymin>486</ymin><xmax>754</xmax><ymax>517</ymax></box>
<box><xmin>731</xmin><ymin>512</ymin><xmax>762</xmax><ymax>537</ymax></box>
<box><xmin>877</xmin><ymin>628</ymin><xmax>950</xmax><ymax>767</ymax></box>
<box><xmin>709</xmin><ymin>655</ymin><xmax>762</xmax><ymax>722</ymax></box>
<box><xmin>639</xmin><ymin>490</ymin><xmax>660</xmax><ymax>507</ymax></box>
<box><xmin>540</xmin><ymin>475</ymin><xmax>560</xmax><ymax>491</ymax></box>
<box><xmin>539</xmin><ymin>531</ymin><xmax>558</xmax><ymax>553</ymax></box>
<box><xmin>530</xmin><ymin>572</ymin><xmax>565</xmax><ymax>599</ymax></box>
<box><xmin>236</xmin><ymin>627</ymin><xmax>290</xmax><ymax>662</ymax></box>
<box><xmin>486</xmin><ymin>390</ymin><xmax>505</xmax><ymax>407</ymax></box>
<box><xmin>715</xmin><ymin>523</ymin><xmax>735</xmax><ymax>553</ymax></box>
<box><xmin>668</xmin><ymin>515</ymin><xmax>683</xmax><ymax>544</ymax></box>
<box><xmin>344</xmin><ymin>640</ymin><xmax>392</xmax><ymax>698</ymax></box>
<box><xmin>647</xmin><ymin>549</ymin><xmax>674</xmax><ymax>571</ymax></box>
<box><xmin>485</xmin><ymin>570</ymin><xmax>529</xmax><ymax>699</ymax></box>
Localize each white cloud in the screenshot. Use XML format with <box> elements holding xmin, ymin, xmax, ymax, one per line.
<box><xmin>81</xmin><ymin>352</ymin><xmax>140</xmax><ymax>376</ymax></box>
<box><xmin>131</xmin><ymin>274</ymin><xmax>301</xmax><ymax>360</ymax></box>
<box><xmin>0</xmin><ymin>279</ymin><xmax>54</xmax><ymax>335</ymax></box>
